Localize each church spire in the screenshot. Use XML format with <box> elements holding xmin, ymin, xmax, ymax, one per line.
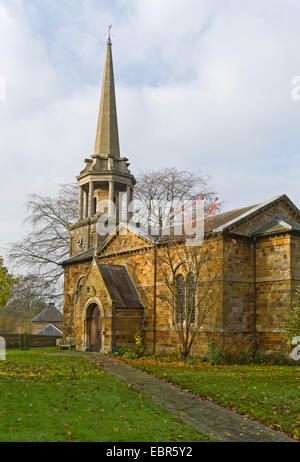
<box><xmin>94</xmin><ymin>32</ymin><xmax>120</xmax><ymax>158</ymax></box>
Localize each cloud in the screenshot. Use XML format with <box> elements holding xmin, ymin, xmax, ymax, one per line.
<box><xmin>1</xmin><ymin>0</ymin><xmax>300</xmax><ymax>254</ymax></box>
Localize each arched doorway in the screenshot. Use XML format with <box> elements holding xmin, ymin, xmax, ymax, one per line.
<box><xmin>86</xmin><ymin>304</ymin><xmax>102</xmax><ymax>352</ymax></box>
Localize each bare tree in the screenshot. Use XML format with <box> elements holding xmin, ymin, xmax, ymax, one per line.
<box><xmin>155</xmin><ymin>234</ymin><xmax>235</xmax><ymax>360</ymax></box>
<box><xmin>135</xmin><ymin>168</ymin><xmax>226</xmax><ymax>359</ymax></box>
<box><xmin>8</xmin><ymin>183</ymin><xmax>78</xmax><ymax>297</ymax></box>
<box><xmin>8</xmin><ymin>169</ymin><xmax>216</xmax><ymax>298</ymax></box>
<box><xmin>133</xmin><ymin>168</ymin><xmax>219</xmax><ymax>234</ymax></box>
<box><xmin>7</xmin><ymin>169</ymin><xmax>219</xmax><ymax>302</ymax></box>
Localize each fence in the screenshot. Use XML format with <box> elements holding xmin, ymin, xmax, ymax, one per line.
<box><xmin>0</xmin><ymin>333</ymin><xmax>60</xmax><ymax>350</ymax></box>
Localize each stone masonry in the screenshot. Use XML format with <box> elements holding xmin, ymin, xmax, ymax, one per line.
<box><xmin>62</xmin><ymin>39</ymin><xmax>300</xmax><ymax>355</ymax></box>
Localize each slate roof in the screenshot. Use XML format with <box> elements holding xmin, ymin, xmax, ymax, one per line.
<box><xmin>31</xmin><ymin>303</ymin><xmax>63</xmax><ymax>323</ymax></box>
<box><xmin>61</xmin><ymin>195</ymin><xmax>300</xmax><ymax>265</ymax></box>
<box><xmin>204</xmin><ymin>204</ymin><xmax>259</xmax><ymax>232</ymax></box>
<box><xmin>157</xmin><ymin>204</ymin><xmax>259</xmax><ymax>242</ymax></box>
<box><xmin>252</xmin><ymin>216</ymin><xmax>300</xmax><ymax>236</ymax></box>
<box><xmin>35</xmin><ymin>323</ymin><xmax>63</xmax><ymax>336</ymax></box>
<box><xmin>213</xmin><ymin>194</ymin><xmax>300</xmax><ymax>232</ymax></box>
<box><xmin>98</xmin><ymin>264</ymin><xmax>144</xmax><ymax>309</ymax></box>
<box><xmin>61</xmin><ymin>247</ymin><xmax>96</xmax><ymax>265</ymax></box>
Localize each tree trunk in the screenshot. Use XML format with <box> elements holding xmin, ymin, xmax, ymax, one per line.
<box><xmin>181</xmin><ymin>345</ymin><xmax>190</xmax><ymax>360</ymax></box>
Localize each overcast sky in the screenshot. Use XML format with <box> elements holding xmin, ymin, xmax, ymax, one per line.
<box><xmin>1</xmin><ymin>0</ymin><xmax>300</xmax><ymax>256</ymax></box>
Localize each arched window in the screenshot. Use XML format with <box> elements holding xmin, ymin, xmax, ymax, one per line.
<box><xmin>187</xmin><ymin>273</ymin><xmax>196</xmax><ymax>323</ymax></box>
<box><xmin>75</xmin><ymin>276</ymin><xmax>85</xmax><ymax>298</ymax></box>
<box><xmin>176</xmin><ymin>274</ymin><xmax>186</xmax><ymax>323</ymax></box>
<box><xmin>93</xmin><ymin>197</ymin><xmax>97</xmax><ymax>214</ymax></box>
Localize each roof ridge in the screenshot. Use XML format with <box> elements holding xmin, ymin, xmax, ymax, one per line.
<box><xmin>36</xmin><ymin>323</ymin><xmax>63</xmax><ymax>336</ymax></box>
<box><xmin>31</xmin><ymin>303</ymin><xmax>63</xmax><ymax>323</ymax></box>
<box><xmin>213</xmin><ymin>194</ymin><xmax>292</xmax><ymax>232</ymax></box>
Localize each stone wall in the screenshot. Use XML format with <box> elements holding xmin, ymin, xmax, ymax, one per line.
<box><xmin>223</xmin><ymin>236</ymin><xmax>253</xmax><ymax>334</ymax></box>
<box><xmin>74</xmin><ymin>259</ymin><xmax>113</xmax><ymax>352</ymax></box>
<box><xmin>63</xmin><ymin>260</ymin><xmax>91</xmax><ymax>338</ymax></box>
<box><xmin>255</xmin><ymin>234</ymin><xmax>291</xmax><ymax>351</ymax></box>
<box><xmin>291</xmin><ymin>234</ymin><xmax>300</xmax><ymax>292</ymax></box>
<box><xmin>98</xmin><ymin>234</ymin><xmax>225</xmax><ymax>354</ymax></box>
<box><xmin>99</xmin><ymin>233</ymin><xmax>155</xmax><ymax>349</ymax></box>
<box><xmin>114</xmin><ymin>308</ymin><xmax>144</xmax><ymax>350</ymax></box>
<box><xmin>63</xmin><ymin>223</ymin><xmax>297</xmax><ymax>354</ymax></box>
<box><xmin>0</xmin><ymin>333</ymin><xmax>60</xmax><ymax>349</ymax></box>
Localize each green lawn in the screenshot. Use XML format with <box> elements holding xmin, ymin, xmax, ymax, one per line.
<box><xmin>119</xmin><ymin>356</ymin><xmax>300</xmax><ymax>440</ymax></box>
<box><xmin>0</xmin><ymin>348</ymin><xmax>211</xmax><ymax>442</ymax></box>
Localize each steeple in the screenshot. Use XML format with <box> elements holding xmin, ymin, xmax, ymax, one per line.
<box><xmin>71</xmin><ymin>32</ymin><xmax>136</xmax><ymax>258</ymax></box>
<box><xmin>94</xmin><ymin>36</ymin><xmax>120</xmax><ymax>158</ymax></box>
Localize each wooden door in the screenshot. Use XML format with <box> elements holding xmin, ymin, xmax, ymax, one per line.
<box><xmin>88</xmin><ymin>305</ymin><xmax>102</xmax><ymax>352</ymax></box>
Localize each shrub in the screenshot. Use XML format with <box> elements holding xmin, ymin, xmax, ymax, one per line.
<box><xmin>252</xmin><ymin>349</ymin><xmax>267</xmax><ymax>364</ymax></box>
<box><xmin>123</xmin><ymin>349</ymin><xmax>140</xmax><ymax>359</ymax></box>
<box><xmin>110</xmin><ymin>347</ymin><xmax>126</xmax><ymax>357</ymax></box>
<box><xmin>110</xmin><ymin>343</ymin><xmax>292</xmax><ymax>365</ymax></box>
<box><xmin>109</xmin><ymin>332</ymin><xmax>151</xmax><ymax>359</ymax></box>
<box><xmin>207</xmin><ymin>342</ymin><xmax>228</xmax><ymax>365</ymax></box>
<box><xmin>235</xmin><ymin>352</ymin><xmax>253</xmax><ymax>365</ymax></box>
<box><xmin>153</xmin><ymin>349</ymin><xmax>181</xmax><ymax>362</ymax></box>
<box><xmin>265</xmin><ymin>351</ymin><xmax>290</xmax><ymax>365</ymax></box>
<box><xmin>206</xmin><ymin>343</ymin><xmax>292</xmax><ymax>366</ymax></box>
<box><xmin>184</xmin><ymin>356</ymin><xmax>202</xmax><ymax>365</ymax></box>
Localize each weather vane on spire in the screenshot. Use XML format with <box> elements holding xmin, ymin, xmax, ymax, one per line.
<box><xmin>107</xmin><ymin>25</ymin><xmax>113</xmax><ymax>44</ymax></box>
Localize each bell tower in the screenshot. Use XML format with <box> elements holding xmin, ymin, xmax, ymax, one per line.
<box><xmin>69</xmin><ymin>35</ymin><xmax>135</xmax><ymax>257</ymax></box>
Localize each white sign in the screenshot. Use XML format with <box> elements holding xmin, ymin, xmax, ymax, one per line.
<box><xmin>0</xmin><ymin>337</ymin><xmax>6</xmax><ymax>361</ymax></box>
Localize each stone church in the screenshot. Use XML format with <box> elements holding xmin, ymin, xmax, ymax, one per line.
<box><xmin>62</xmin><ymin>38</ymin><xmax>300</xmax><ymax>354</ymax></box>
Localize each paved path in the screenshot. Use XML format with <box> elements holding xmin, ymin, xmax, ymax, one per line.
<box><xmin>50</xmin><ymin>352</ymin><xmax>295</xmax><ymax>442</ymax></box>
<box><xmin>93</xmin><ymin>355</ymin><xmax>294</xmax><ymax>443</ymax></box>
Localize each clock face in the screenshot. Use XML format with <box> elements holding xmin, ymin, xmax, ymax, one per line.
<box><xmin>77</xmin><ymin>237</ymin><xmax>85</xmax><ymax>250</ymax></box>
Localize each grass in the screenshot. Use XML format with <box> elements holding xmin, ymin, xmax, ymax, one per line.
<box><xmin>0</xmin><ymin>348</ymin><xmax>212</xmax><ymax>442</ymax></box>
<box><xmin>118</xmin><ymin>356</ymin><xmax>300</xmax><ymax>440</ymax></box>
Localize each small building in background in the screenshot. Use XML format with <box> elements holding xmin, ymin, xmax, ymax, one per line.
<box><xmin>31</xmin><ymin>303</ymin><xmax>63</xmax><ymax>335</ymax></box>
<box><xmin>35</xmin><ymin>323</ymin><xmax>63</xmax><ymax>337</ymax></box>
